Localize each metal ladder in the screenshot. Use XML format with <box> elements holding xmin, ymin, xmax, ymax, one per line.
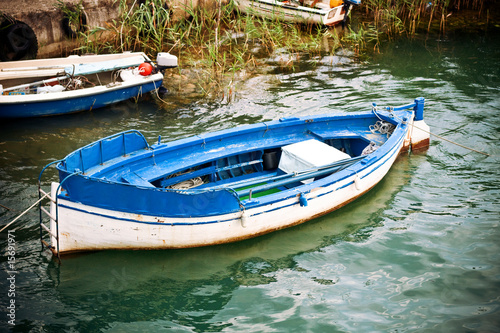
<box><xmin>38</xmin><ymin>161</ymin><xmax>62</xmax><ymax>261</ymax></box>
<box><xmin>38</xmin><ymin>183</ymin><xmax>60</xmax><ymax>260</ymax></box>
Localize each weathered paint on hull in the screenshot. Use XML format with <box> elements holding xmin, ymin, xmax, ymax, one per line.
<box><xmin>51</xmin><ymin>124</ymin><xmax>412</xmax><ymax>254</ymax></box>
<box><xmin>236</xmin><ymin>0</ymin><xmax>351</xmax><ymax>26</ymax></box>
<box><xmin>409</xmin><ymin>120</ymin><xmax>431</xmax><ymax>151</ymax></box>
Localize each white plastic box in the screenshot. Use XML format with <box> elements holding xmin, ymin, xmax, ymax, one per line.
<box><xmin>278</xmin><ymin>139</ymin><xmax>350</xmax><ymax>184</ymax></box>
<box><xmin>156</xmin><ymin>53</ymin><xmax>178</xmax><ymax>68</ymax></box>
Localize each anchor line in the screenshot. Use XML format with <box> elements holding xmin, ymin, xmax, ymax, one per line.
<box><xmin>0</xmin><ymin>192</ymin><xmax>50</xmax><ymax>233</ymax></box>
<box><xmin>374</xmin><ymin>106</ymin><xmax>491</xmax><ymax>157</ymax></box>
<box><xmin>410</xmin><ymin>121</ymin><xmax>491</xmax><ymax>157</ymax></box>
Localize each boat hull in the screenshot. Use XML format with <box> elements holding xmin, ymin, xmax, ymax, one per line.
<box><xmin>51</xmin><ymin>126</ymin><xmax>405</xmax><ymax>253</ymax></box>
<box><xmin>0</xmin><ymin>74</ymin><xmax>163</xmax><ymax>118</ymax></box>
<box><xmin>235</xmin><ymin>0</ymin><xmax>352</xmax><ymax>26</ymax></box>
<box><xmin>0</xmin><ymin>52</ymin><xmax>152</xmax><ymax>80</ymax></box>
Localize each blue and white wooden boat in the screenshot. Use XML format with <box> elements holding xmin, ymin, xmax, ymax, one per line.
<box><xmin>235</xmin><ymin>0</ymin><xmax>361</xmax><ymax>26</ymax></box>
<box><xmin>0</xmin><ymin>52</ymin><xmax>177</xmax><ymax>118</ymax></box>
<box><xmin>38</xmin><ymin>98</ymin><xmax>430</xmax><ymax>256</ymax></box>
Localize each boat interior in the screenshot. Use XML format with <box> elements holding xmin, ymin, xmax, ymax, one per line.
<box><xmin>301</xmin><ymin>0</ymin><xmax>345</xmax><ymax>10</ymax></box>
<box><xmin>0</xmin><ymin>54</ymin><xmax>150</xmax><ymax>95</ymax></box>
<box><xmin>1</xmin><ymin>69</ymin><xmax>146</xmax><ymax>96</ymax></box>
<box><xmin>58</xmin><ymin>115</ymin><xmax>397</xmax><ymax>204</ymax></box>
<box><xmin>119</xmin><ymin>133</ymin><xmax>385</xmax><ymax>201</ymax></box>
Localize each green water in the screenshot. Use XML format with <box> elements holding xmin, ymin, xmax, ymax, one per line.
<box><xmin>1</xmin><ymin>27</ymin><xmax>499</xmax><ymax>332</ymax></box>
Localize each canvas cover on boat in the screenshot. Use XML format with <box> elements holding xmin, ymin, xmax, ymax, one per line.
<box><xmin>64</xmin><ymin>56</ymin><xmax>147</xmax><ymax>76</ymax></box>
<box><xmin>278</xmin><ymin>139</ymin><xmax>350</xmax><ymax>183</ymax></box>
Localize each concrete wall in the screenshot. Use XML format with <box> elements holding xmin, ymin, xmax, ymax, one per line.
<box><xmin>0</xmin><ymin>0</ymin><xmax>213</xmax><ymax>59</ymax></box>
<box><xmin>0</xmin><ymin>0</ymin><xmax>122</xmax><ymax>58</ymax></box>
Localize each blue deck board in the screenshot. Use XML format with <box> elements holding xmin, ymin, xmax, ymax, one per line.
<box><xmin>118</xmin><ymin>129</ymin><xmax>374</xmax><ymax>183</ymax></box>
<box><xmin>309</xmin><ymin>128</ymin><xmax>384</xmax><ymax>144</ymax></box>
<box><xmin>121</xmin><ymin>172</ymin><xmax>155</xmax><ymax>188</ymax></box>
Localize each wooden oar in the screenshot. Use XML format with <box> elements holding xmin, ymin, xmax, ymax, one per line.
<box><xmin>2</xmin><ymin>75</ymin><xmax>69</xmax><ymax>93</ymax></box>
<box><xmin>1</xmin><ymin>65</ymin><xmax>66</xmax><ymax>72</ymax></box>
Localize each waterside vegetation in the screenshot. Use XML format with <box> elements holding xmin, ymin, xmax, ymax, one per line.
<box><xmin>76</xmin><ymin>0</ymin><xmax>342</xmax><ymax>98</ymax></box>
<box><xmin>351</xmin><ymin>0</ymin><xmax>492</xmax><ymax>51</ymax></box>
<box><xmin>68</xmin><ymin>0</ymin><xmax>492</xmax><ymax>99</ymax></box>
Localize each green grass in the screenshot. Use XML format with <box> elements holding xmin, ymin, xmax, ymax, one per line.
<box><xmin>342</xmin><ymin>0</ymin><xmax>489</xmax><ymax>54</ymax></box>
<box><xmin>73</xmin><ymin>0</ymin><xmax>341</xmax><ymax>88</ymax></box>
<box><xmin>356</xmin><ymin>0</ymin><xmax>487</xmax><ymax>36</ymax></box>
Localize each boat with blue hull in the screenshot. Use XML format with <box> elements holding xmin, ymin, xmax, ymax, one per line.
<box><xmin>38</xmin><ymin>98</ymin><xmax>430</xmax><ymax>256</ymax></box>
<box><xmin>0</xmin><ymin>52</ymin><xmax>177</xmax><ymax>118</ymax></box>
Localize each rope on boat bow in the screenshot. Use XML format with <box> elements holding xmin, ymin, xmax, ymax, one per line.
<box><xmin>372</xmin><ymin>103</ymin><xmax>491</xmax><ymax>157</ymax></box>
<box><xmin>369</xmin><ymin>120</ymin><xmax>395</xmax><ymax>138</ymax></box>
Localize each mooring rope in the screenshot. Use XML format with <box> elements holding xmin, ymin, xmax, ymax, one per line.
<box><xmin>153</xmin><ymin>80</ymin><xmax>169</xmax><ymax>104</ymax></box>
<box><xmin>411</xmin><ymin>121</ymin><xmax>491</xmax><ymax>157</ymax></box>
<box><xmin>0</xmin><ymin>203</ymin><xmax>15</xmax><ymax>212</ymax></box>
<box><xmin>373</xmin><ymin>106</ymin><xmax>492</xmax><ymax>157</ymax></box>
<box><xmin>0</xmin><ymin>192</ymin><xmax>50</xmax><ymax>233</ymax></box>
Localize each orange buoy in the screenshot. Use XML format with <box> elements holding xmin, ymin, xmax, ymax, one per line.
<box><xmin>330</xmin><ymin>0</ymin><xmax>343</xmax><ymax>7</ymax></box>
<box><xmin>138</xmin><ymin>62</ymin><xmax>153</xmax><ymax>76</ymax></box>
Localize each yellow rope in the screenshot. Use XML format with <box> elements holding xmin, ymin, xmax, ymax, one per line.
<box><xmin>377</xmin><ymin>107</ymin><xmax>492</xmax><ymax>157</ymax></box>
<box><xmin>411</xmin><ymin>122</ymin><xmax>491</xmax><ymax>157</ymax></box>
<box><xmin>0</xmin><ymin>192</ymin><xmax>50</xmax><ymax>232</ymax></box>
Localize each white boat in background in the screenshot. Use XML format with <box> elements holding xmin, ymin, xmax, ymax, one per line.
<box><xmin>0</xmin><ymin>52</ymin><xmax>177</xmax><ymax>118</ymax></box>
<box><xmin>235</xmin><ymin>0</ymin><xmax>361</xmax><ymax>26</ymax></box>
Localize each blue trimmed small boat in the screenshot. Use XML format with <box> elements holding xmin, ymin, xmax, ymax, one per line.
<box><xmin>235</xmin><ymin>0</ymin><xmax>361</xmax><ymax>26</ymax></box>
<box><xmin>38</xmin><ymin>98</ymin><xmax>430</xmax><ymax>256</ymax></box>
<box><xmin>0</xmin><ymin>52</ymin><xmax>177</xmax><ymax>118</ymax></box>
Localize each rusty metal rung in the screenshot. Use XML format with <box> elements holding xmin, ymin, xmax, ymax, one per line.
<box><xmin>41</xmin><ymin>239</ymin><xmax>58</xmax><ymax>257</ymax></box>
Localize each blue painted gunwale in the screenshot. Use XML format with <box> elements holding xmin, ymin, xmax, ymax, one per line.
<box><xmin>53</xmin><ymin>100</ymin><xmax>420</xmax><ymax>219</ymax></box>
<box><xmin>0</xmin><ymin>78</ymin><xmax>163</xmax><ymax>118</ymax></box>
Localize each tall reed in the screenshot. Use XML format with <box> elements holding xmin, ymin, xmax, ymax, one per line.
<box><xmin>75</xmin><ymin>0</ymin><xmax>340</xmax><ymax>99</ymax></box>
<box><xmin>360</xmin><ymin>0</ymin><xmax>487</xmax><ymax>37</ymax></box>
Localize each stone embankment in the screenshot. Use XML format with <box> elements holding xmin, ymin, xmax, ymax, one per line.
<box><xmin>0</xmin><ymin>0</ymin><xmax>212</xmax><ymax>60</ymax></box>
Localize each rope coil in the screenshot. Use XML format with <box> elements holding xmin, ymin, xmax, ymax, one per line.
<box><xmin>369</xmin><ymin>120</ymin><xmax>395</xmax><ymax>138</ymax></box>
<box><xmin>167</xmin><ymin>177</ymin><xmax>204</xmax><ymax>190</ymax></box>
